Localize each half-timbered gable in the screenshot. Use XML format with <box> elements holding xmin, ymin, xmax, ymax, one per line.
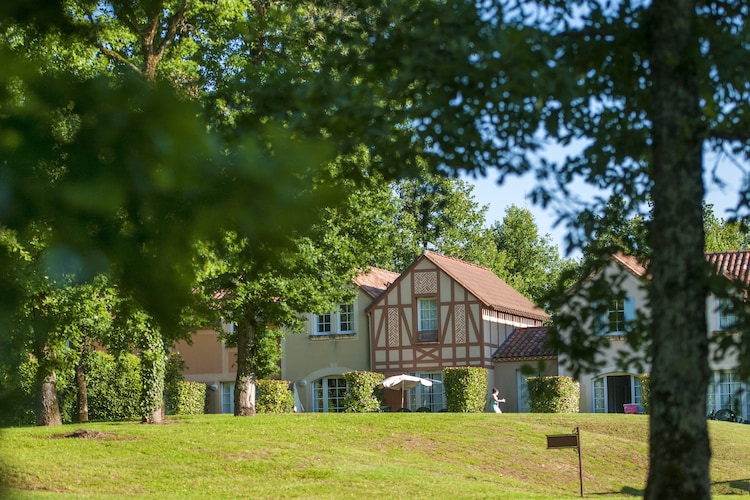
<box><xmin>368</xmin><ymin>250</ymin><xmax>550</xmax><ymax>377</ymax></box>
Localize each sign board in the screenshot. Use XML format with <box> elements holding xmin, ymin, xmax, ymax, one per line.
<box><xmin>546</xmin><ymin>433</ymin><xmax>579</xmax><ymax>449</ymax></box>
<box><xmin>546</xmin><ymin>427</ymin><xmax>584</xmax><ymax>497</ymax></box>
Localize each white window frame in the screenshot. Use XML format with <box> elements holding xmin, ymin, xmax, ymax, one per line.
<box><xmin>592</xmin><ymin>374</ymin><xmax>642</xmax><ymax>413</ymax></box>
<box><xmin>407</xmin><ymin>372</ymin><xmax>445</xmax><ymax>412</ymax></box>
<box><xmin>707</xmin><ymin>371</ymin><xmax>747</xmax><ymax>418</ymax></box>
<box><xmin>338</xmin><ymin>303</ymin><xmax>354</xmax><ymax>333</ymax></box>
<box><xmin>221</xmin><ymin>382</ymin><xmax>235</xmax><ymax>414</ymax></box>
<box><xmin>717</xmin><ymin>298</ymin><xmax>737</xmax><ymax>330</ymax></box>
<box><xmin>417</xmin><ymin>297</ymin><xmax>438</xmax><ymax>332</ymax></box>
<box><xmin>312</xmin><ymin>377</ymin><xmax>347</xmax><ymax>412</ymax></box>
<box><xmin>597</xmin><ymin>296</ymin><xmax>635</xmax><ymax>335</ymax></box>
<box><xmin>313</xmin><ymin>303</ymin><xmax>355</xmax><ymax>336</ymax></box>
<box><xmin>516</xmin><ymin>371</ymin><xmax>531</xmax><ymax>413</ymax></box>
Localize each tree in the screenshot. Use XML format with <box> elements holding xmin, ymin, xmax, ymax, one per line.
<box><xmin>491</xmin><ymin>205</ymin><xmax>575</xmax><ymax>307</ymax></box>
<box><xmin>322</xmin><ymin>1</ymin><xmax>747</xmax><ymax>495</ymax></box>
<box><xmin>704</xmin><ymin>203</ymin><xmax>750</xmax><ymax>252</ymax></box>
<box><xmin>4</xmin><ymin>1</ymin><xmax>748</xmax><ymax>492</ymax></box>
<box><xmin>390</xmin><ymin>171</ymin><xmax>499</xmax><ymax>271</ymax></box>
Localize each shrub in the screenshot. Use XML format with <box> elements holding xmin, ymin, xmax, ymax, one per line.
<box><xmin>343</xmin><ymin>371</ymin><xmax>384</xmax><ymax>412</ymax></box>
<box><xmin>86</xmin><ymin>351</ymin><xmax>141</xmax><ymax>421</ymax></box>
<box><xmin>639</xmin><ymin>374</ymin><xmax>650</xmax><ymax>414</ymax></box>
<box><xmin>444</xmin><ymin>367</ymin><xmax>487</xmax><ymax>412</ymax></box>
<box><xmin>164</xmin><ymin>352</ymin><xmax>188</xmax><ymax>415</ymax></box>
<box><xmin>0</xmin><ymin>358</ymin><xmax>37</xmax><ymax>426</ymax></box>
<box><xmin>167</xmin><ymin>382</ymin><xmax>206</xmax><ymax>415</ymax></box>
<box><xmin>527</xmin><ymin>376</ymin><xmax>579</xmax><ymax>413</ymax></box>
<box><xmin>256</xmin><ymin>380</ymin><xmax>294</xmax><ymax>413</ymax></box>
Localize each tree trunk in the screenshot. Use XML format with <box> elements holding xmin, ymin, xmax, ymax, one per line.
<box><xmin>75</xmin><ymin>338</ymin><xmax>90</xmax><ymax>423</ymax></box>
<box><xmin>234</xmin><ymin>319</ymin><xmax>257</xmax><ymax>416</ymax></box>
<box><xmin>645</xmin><ymin>0</ymin><xmax>711</xmax><ymax>497</ymax></box>
<box><xmin>36</xmin><ymin>368</ymin><xmax>62</xmax><ymax>426</ymax></box>
<box><xmin>139</xmin><ymin>329</ymin><xmax>167</xmax><ymax>424</ymax></box>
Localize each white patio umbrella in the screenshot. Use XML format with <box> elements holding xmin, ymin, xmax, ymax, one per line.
<box><xmin>379</xmin><ymin>374</ymin><xmax>439</xmax><ymax>410</ymax></box>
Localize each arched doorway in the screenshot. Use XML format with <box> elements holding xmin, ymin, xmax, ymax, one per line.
<box><xmin>593</xmin><ymin>373</ymin><xmax>642</xmax><ymax>413</ymax></box>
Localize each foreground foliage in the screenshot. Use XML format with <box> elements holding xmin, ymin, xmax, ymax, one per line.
<box><xmin>1</xmin><ymin>414</ymin><xmax>749</xmax><ymax>499</ymax></box>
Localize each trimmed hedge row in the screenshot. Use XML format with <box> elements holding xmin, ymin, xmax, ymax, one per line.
<box><xmin>256</xmin><ymin>379</ymin><xmax>295</xmax><ymax>413</ymax></box>
<box><xmin>444</xmin><ymin>367</ymin><xmax>488</xmax><ymax>412</ymax></box>
<box><xmin>343</xmin><ymin>371</ymin><xmax>384</xmax><ymax>412</ymax></box>
<box><xmin>527</xmin><ymin>376</ymin><xmax>580</xmax><ymax>413</ymax></box>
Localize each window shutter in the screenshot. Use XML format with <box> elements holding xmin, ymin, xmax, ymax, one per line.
<box><xmin>593</xmin><ymin>301</ymin><xmax>608</xmax><ymax>335</ymax></box>
<box><xmin>624</xmin><ymin>296</ymin><xmax>636</xmax><ymax>322</ymax></box>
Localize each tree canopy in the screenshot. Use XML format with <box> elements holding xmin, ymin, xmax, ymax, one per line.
<box><xmin>3</xmin><ymin>0</ymin><xmax>750</xmax><ymax>495</ymax></box>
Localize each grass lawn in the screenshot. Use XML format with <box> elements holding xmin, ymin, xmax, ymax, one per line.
<box><xmin>1</xmin><ymin>413</ymin><xmax>749</xmax><ymax>499</ymax></box>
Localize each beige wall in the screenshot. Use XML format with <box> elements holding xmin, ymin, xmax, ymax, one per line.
<box><xmin>557</xmin><ymin>260</ymin><xmax>650</xmax><ymax>412</ymax></box>
<box><xmin>281</xmin><ymin>289</ymin><xmax>372</xmax><ymax>412</ymax></box>
<box><xmin>493</xmin><ymin>359</ymin><xmax>558</xmax><ymax>413</ymax></box>
<box><xmin>174</xmin><ymin>327</ymin><xmax>237</xmax><ymax>413</ymax></box>
<box><xmin>557</xmin><ymin>259</ymin><xmax>743</xmax><ymax>413</ymax></box>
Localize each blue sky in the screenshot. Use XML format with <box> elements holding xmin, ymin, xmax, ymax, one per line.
<box><xmin>465</xmin><ymin>156</ymin><xmax>746</xmax><ymax>256</ymax></box>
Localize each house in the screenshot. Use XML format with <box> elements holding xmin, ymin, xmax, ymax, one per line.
<box><xmin>492</xmin><ymin>326</ymin><xmax>558</xmax><ymax>412</ymax></box>
<box><xmin>177</xmin><ymin>250</ymin><xmax>550</xmax><ymax>413</ymax></box>
<box><xmin>364</xmin><ymin>250</ymin><xmax>549</xmax><ymax>411</ymax></box>
<box><xmin>550</xmin><ymin>251</ymin><xmax>749</xmax><ymax>417</ymax></box>
<box><xmin>280</xmin><ymin>266</ymin><xmax>399</xmax><ymax>412</ymax></box>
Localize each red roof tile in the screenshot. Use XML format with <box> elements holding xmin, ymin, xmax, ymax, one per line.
<box><xmin>423</xmin><ymin>251</ymin><xmax>550</xmax><ymax>322</ymax></box>
<box><xmin>353</xmin><ymin>267</ymin><xmax>400</xmax><ymax>299</ymax></box>
<box><xmin>492</xmin><ymin>326</ymin><xmax>555</xmax><ymax>361</ymax></box>
<box><xmin>610</xmin><ymin>250</ymin><xmax>750</xmax><ymax>286</ymax></box>
<box><xmin>706</xmin><ymin>250</ymin><xmax>750</xmax><ymax>286</ymax></box>
<box><xmin>612</xmin><ymin>253</ymin><xmax>648</xmax><ymax>278</ymax></box>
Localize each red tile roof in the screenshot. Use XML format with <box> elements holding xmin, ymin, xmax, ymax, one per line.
<box><xmin>423</xmin><ymin>250</ymin><xmax>550</xmax><ymax>322</ymax></box>
<box><xmin>706</xmin><ymin>250</ymin><xmax>750</xmax><ymax>286</ymax></box>
<box><xmin>353</xmin><ymin>267</ymin><xmax>400</xmax><ymax>299</ymax></box>
<box><xmin>492</xmin><ymin>326</ymin><xmax>556</xmax><ymax>361</ymax></box>
<box><xmin>610</xmin><ymin>250</ymin><xmax>750</xmax><ymax>286</ymax></box>
<box><xmin>612</xmin><ymin>253</ymin><xmax>648</xmax><ymax>278</ymax></box>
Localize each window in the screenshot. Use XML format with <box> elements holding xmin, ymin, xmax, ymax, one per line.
<box><xmin>718</xmin><ymin>298</ymin><xmax>736</xmax><ymax>330</ymax></box>
<box><xmin>312</xmin><ymin>377</ymin><xmax>347</xmax><ymax>412</ymax></box>
<box><xmin>417</xmin><ymin>297</ymin><xmax>438</xmax><ymax>342</ymax></box>
<box><xmin>517</xmin><ymin>372</ymin><xmax>531</xmax><ymax>413</ymax></box>
<box><xmin>592</xmin><ymin>374</ymin><xmax>641</xmax><ymax>413</ymax></box>
<box><xmin>707</xmin><ymin>371</ymin><xmax>749</xmax><ymax>419</ymax></box>
<box><xmin>339</xmin><ymin>304</ymin><xmax>354</xmax><ymax>333</ymax></box>
<box><xmin>407</xmin><ymin>372</ymin><xmax>445</xmax><ymax>412</ymax></box>
<box><xmin>316</xmin><ymin>313</ymin><xmax>332</xmax><ymax>334</ymax></box>
<box><xmin>593</xmin><ymin>378</ymin><xmax>605</xmax><ymax>413</ymax></box>
<box><xmin>597</xmin><ymin>296</ymin><xmax>635</xmax><ymax>335</ymax></box>
<box><xmin>313</xmin><ymin>303</ymin><xmax>355</xmax><ymax>335</ymax></box>
<box><xmin>221</xmin><ymin>382</ymin><xmax>235</xmax><ymax>414</ymax></box>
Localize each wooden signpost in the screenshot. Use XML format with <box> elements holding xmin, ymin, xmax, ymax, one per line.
<box><xmin>546</xmin><ymin>426</ymin><xmax>584</xmax><ymax>497</ymax></box>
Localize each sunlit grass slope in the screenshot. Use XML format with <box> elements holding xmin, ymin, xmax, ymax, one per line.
<box><xmin>1</xmin><ymin>413</ymin><xmax>749</xmax><ymax>499</ymax></box>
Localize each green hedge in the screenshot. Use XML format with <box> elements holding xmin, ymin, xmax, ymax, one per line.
<box><xmin>444</xmin><ymin>367</ymin><xmax>488</xmax><ymax>412</ymax></box>
<box><xmin>256</xmin><ymin>379</ymin><xmax>295</xmax><ymax>413</ymax></box>
<box><xmin>86</xmin><ymin>351</ymin><xmax>142</xmax><ymax>421</ymax></box>
<box><xmin>639</xmin><ymin>374</ymin><xmax>650</xmax><ymax>414</ymax></box>
<box><xmin>166</xmin><ymin>381</ymin><xmax>206</xmax><ymax>415</ymax></box>
<box><xmin>527</xmin><ymin>376</ymin><xmax>579</xmax><ymax>413</ymax></box>
<box><xmin>343</xmin><ymin>371</ymin><xmax>384</xmax><ymax>413</ymax></box>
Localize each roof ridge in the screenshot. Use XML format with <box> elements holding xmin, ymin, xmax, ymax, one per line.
<box><xmin>423</xmin><ymin>249</ymin><xmax>494</xmax><ymax>273</ymax></box>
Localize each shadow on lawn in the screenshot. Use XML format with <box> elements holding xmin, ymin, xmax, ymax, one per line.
<box><xmin>715</xmin><ymin>478</ymin><xmax>750</xmax><ymax>494</ymax></box>
<box><xmin>585</xmin><ymin>486</ymin><xmax>644</xmax><ymax>497</ymax></box>
<box><xmin>591</xmin><ymin>479</ymin><xmax>750</xmax><ymax>497</ymax></box>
